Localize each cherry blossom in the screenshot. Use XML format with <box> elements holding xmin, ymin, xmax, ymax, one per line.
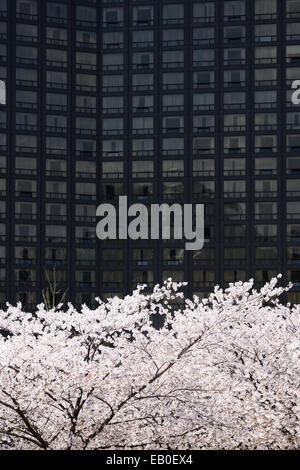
<box><xmin>0</xmin><ymin>276</ymin><xmax>299</xmax><ymax>450</ymax></box>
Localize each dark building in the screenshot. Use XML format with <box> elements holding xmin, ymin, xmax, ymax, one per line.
<box><xmin>0</xmin><ymin>0</ymin><xmax>300</xmax><ymax>311</ymax></box>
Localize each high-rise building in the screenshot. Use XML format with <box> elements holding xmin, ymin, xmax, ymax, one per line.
<box><xmin>0</xmin><ymin>0</ymin><xmax>300</xmax><ymax>311</ymax></box>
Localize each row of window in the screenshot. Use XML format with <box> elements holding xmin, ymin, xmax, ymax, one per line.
<box><xmin>1</xmin><ymin>223</ymin><xmax>299</xmax><ymax>243</ymax></box>
<box><xmin>2</xmin><ymin>46</ymin><xmax>300</xmax><ymax>68</ymax></box>
<box><xmin>1</xmin><ymin>0</ymin><xmax>300</xmax><ymax>24</ymax></box>
<box><xmin>0</xmin><ymin>201</ymin><xmax>299</xmax><ymax>220</ymax></box>
<box><xmin>2</xmin><ymin>24</ymin><xmax>300</xmax><ymax>48</ymax></box>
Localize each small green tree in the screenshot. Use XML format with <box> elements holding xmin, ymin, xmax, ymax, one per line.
<box><xmin>42</xmin><ymin>266</ymin><xmax>68</xmax><ymax>311</ymax></box>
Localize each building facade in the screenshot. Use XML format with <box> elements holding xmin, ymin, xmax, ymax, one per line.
<box><xmin>0</xmin><ymin>0</ymin><xmax>300</xmax><ymax>310</ymax></box>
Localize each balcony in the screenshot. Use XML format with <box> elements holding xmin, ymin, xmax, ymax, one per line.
<box><xmin>45</xmin><ymin>236</ymin><xmax>67</xmax><ymax>243</ymax></box>
<box><xmin>46</xmin><ymin>16</ymin><xmax>68</xmax><ymax>25</ymax></box>
<box><xmin>103</xmin><ymin>85</ymin><xmax>124</xmax><ymax>93</ymax></box>
<box><xmin>75</xmin><ymin>215</ymin><xmax>96</xmax><ymax>223</ymax></box>
<box><xmin>224</xmin><ymin>191</ymin><xmax>246</xmax><ymax>199</ymax></box>
<box><xmin>45</xmin><ymin>259</ymin><xmax>65</xmax><ymax>266</ymax></box>
<box><xmin>16</xmin><ymin>258</ymin><xmax>35</xmax><ymax>265</ymax></box>
<box><xmin>45</xmin><ymin>192</ymin><xmax>67</xmax><ymax>199</ymax></box>
<box><xmin>15</xmin><ymin>191</ymin><xmax>37</xmax><ymax>199</ymax></box>
<box><xmin>16</xmin><ymin>12</ymin><xmax>38</xmax><ymax>21</ymax></box>
<box><xmin>193</xmin><ymin>170</ymin><xmax>215</xmax><ymax>177</ymax></box>
<box><xmin>15</xmin><ymin>235</ymin><xmax>37</xmax><ymax>243</ymax></box>
<box><xmin>76</xmin><ymin>106</ymin><xmax>96</xmax><ymax>114</ymax></box>
<box><xmin>192</xmin><ymin>191</ymin><xmax>215</xmax><ymax>199</ymax></box>
<box><xmin>162</xmin><ymin>192</ymin><xmax>184</xmax><ymax>200</ymax></box>
<box><xmin>132</xmin><ymin>171</ymin><xmax>154</xmax><ymax>179</ymax></box>
<box><xmin>76</xmin><ymin>63</ymin><xmax>97</xmax><ymax>72</ymax></box>
<box><xmin>46</xmin><ymin>170</ymin><xmax>67</xmax><ymax>179</ymax></box>
<box><xmin>46</xmin><ymin>126</ymin><xmax>67</xmax><ymax>134</ymax></box>
<box><xmin>193</xmin><ymin>16</ymin><xmax>215</xmax><ymax>24</ymax></box>
<box><xmin>16</xmin><ymin>57</ymin><xmax>37</xmax><ymax>66</ymax></box>
<box><xmin>46</xmin><ymin>81</ymin><xmax>68</xmax><ymax>90</ymax></box>
<box><xmin>76</xmin><ymin>259</ymin><xmax>96</xmax><ymax>266</ymax></box>
<box><xmin>255</xmin><ymin>213</ymin><xmax>277</xmax><ymax>221</ymax></box>
<box><xmin>16</xmin><ymin>79</ymin><xmax>38</xmax><ymax>88</ymax></box>
<box><xmin>223</xmin><ymin>169</ymin><xmax>246</xmax><ymax>177</ymax></box>
<box><xmin>16</xmin><ymin>34</ymin><xmax>37</xmax><ymax>43</ymax></box>
<box><xmin>103</xmin><ymin>20</ymin><xmax>124</xmax><ymax>28</ymax></box>
<box><xmin>224</xmin><ymin>125</ymin><xmax>246</xmax><ymax>132</ymax></box>
<box><xmin>15</xmin><ymin>213</ymin><xmax>37</xmax><ymax>220</ymax></box>
<box><xmin>103</xmin><ymin>107</ymin><xmax>124</xmax><ymax>114</ymax></box>
<box><xmin>46</xmin><ymin>103</ymin><xmax>67</xmax><ymax>112</ymax></box>
<box><xmin>163</xmin><ymin>83</ymin><xmax>184</xmax><ymax>91</ymax></box>
<box><xmin>163</xmin><ymin>61</ymin><xmax>184</xmax><ymax>69</ymax></box>
<box><xmin>46</xmin><ymin>38</ymin><xmax>68</xmax><ymax>47</ymax></box>
<box><xmin>103</xmin><ymin>41</ymin><xmax>123</xmax><ymax>50</ymax></box>
<box><xmin>76</xmin><ymin>128</ymin><xmax>96</xmax><ymax>136</ymax></box>
<box><xmin>15</xmin><ymin>146</ymin><xmax>37</xmax><ymax>154</ymax></box>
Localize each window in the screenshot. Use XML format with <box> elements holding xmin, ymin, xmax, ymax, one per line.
<box><xmin>132</xmin><ymin>52</ymin><xmax>153</xmax><ymax>70</ymax></box>
<box><xmin>193</xmin><ymin>71</ymin><xmax>215</xmax><ymax>88</ymax></box>
<box><xmin>286</xmin><ymin>45</ymin><xmax>300</xmax><ymax>63</ymax></box>
<box><xmin>16</xmin><ymin>68</ymin><xmax>37</xmax><ymax>87</ymax></box>
<box><xmin>46</xmin><ymin>27</ymin><xmax>68</xmax><ymax>46</ymax></box>
<box><xmin>163</xmin><ymin>50</ymin><xmax>184</xmax><ymax>68</ymax></box>
<box><xmin>255</xmin><ymin>68</ymin><xmax>277</xmax><ymax>86</ymax></box>
<box><xmin>224</xmin><ymin>1</ymin><xmax>246</xmax><ymax>20</ymax></box>
<box><xmin>77</xmin><ymin>31</ymin><xmax>97</xmax><ymax>48</ymax></box>
<box><xmin>162</xmin><ymin>72</ymin><xmax>184</xmax><ymax>90</ymax></box>
<box><xmin>162</xmin><ymin>94</ymin><xmax>184</xmax><ymax>112</ymax></box>
<box><xmin>16</xmin><ymin>24</ymin><xmax>38</xmax><ymax>42</ymax></box>
<box><xmin>224</xmin><ymin>48</ymin><xmax>245</xmax><ymax>65</ymax></box>
<box><xmin>47</xmin><ymin>2</ymin><xmax>68</xmax><ymax>23</ymax></box>
<box><xmin>132</xmin><ymin>139</ymin><xmax>153</xmax><ymax>157</ymax></box>
<box><xmin>132</xmin><ymin>74</ymin><xmax>153</xmax><ymax>91</ymax></box>
<box><xmin>256</xmin><ymin>0</ymin><xmax>277</xmax><ymax>18</ymax></box>
<box><xmin>224</xmin><ymin>70</ymin><xmax>245</xmax><ymax>87</ymax></box>
<box><xmin>46</xmin><ymin>70</ymin><xmax>68</xmax><ymax>89</ymax></box>
<box><xmin>287</xmin><ymin>23</ymin><xmax>300</xmax><ymax>40</ymax></box>
<box><xmin>16</xmin><ymin>0</ymin><xmax>37</xmax><ymax>19</ymax></box>
<box><xmin>132</xmin><ymin>160</ymin><xmax>153</xmax><ymax>178</ymax></box>
<box><xmin>103</xmin><ymin>96</ymin><xmax>124</xmax><ymax>114</ymax></box>
<box><xmin>193</xmin><ymin>93</ymin><xmax>215</xmax><ymax>110</ymax></box>
<box><xmin>76</xmin><ymin>6</ymin><xmax>96</xmax><ymax>27</ymax></box>
<box><xmin>103</xmin><ymin>118</ymin><xmax>124</xmax><ymax>135</ymax></box>
<box><xmin>132</xmin><ymin>95</ymin><xmax>153</xmax><ymax>113</ymax></box>
<box><xmin>16</xmin><ymin>46</ymin><xmax>37</xmax><ymax>65</ymax></box>
<box><xmin>132</xmin><ymin>30</ymin><xmax>154</xmax><ymax>48</ymax></box>
<box><xmin>194</xmin><ymin>116</ymin><xmax>215</xmax><ymax>134</ymax></box>
<box><xmin>133</xmin><ymin>6</ymin><xmax>153</xmax><ymax>26</ymax></box>
<box><xmin>103</xmin><ymin>31</ymin><xmax>123</xmax><ymax>49</ymax></box>
<box><xmin>132</xmin><ymin>117</ymin><xmax>153</xmax><ymax>135</ymax></box>
<box><xmin>162</xmin><ymin>29</ymin><xmax>184</xmax><ymax>47</ymax></box>
<box><xmin>193</xmin><ymin>3</ymin><xmax>215</xmax><ymax>23</ymax></box>
<box><xmin>255</xmin><ymin>24</ymin><xmax>277</xmax><ymax>42</ymax></box>
<box><xmin>193</xmin><ymin>27</ymin><xmax>215</xmax><ymax>45</ymax></box>
<box><xmin>255</xmin><ymin>91</ymin><xmax>277</xmax><ymax>108</ymax></box>
<box><xmin>286</xmin><ymin>0</ymin><xmax>300</xmax><ymax>18</ymax></box>
<box><xmin>46</xmin><ymin>49</ymin><xmax>67</xmax><ymax>67</ymax></box>
<box><xmin>255</xmin><ymin>46</ymin><xmax>277</xmax><ymax>64</ymax></box>
<box><xmin>103</xmin><ymin>75</ymin><xmax>123</xmax><ymax>93</ymax></box>
<box><xmin>224</xmin><ymin>26</ymin><xmax>245</xmax><ymax>43</ymax></box>
<box><xmin>193</xmin><ymin>49</ymin><xmax>214</xmax><ymax>66</ymax></box>
<box><xmin>76</xmin><ymin>52</ymin><xmax>96</xmax><ymax>71</ymax></box>
<box><xmin>103</xmin><ymin>8</ymin><xmax>124</xmax><ymax>27</ymax></box>
<box><xmin>46</xmin><ymin>93</ymin><xmax>67</xmax><ymax>112</ymax></box>
<box><xmin>103</xmin><ymin>53</ymin><xmax>123</xmax><ymax>71</ymax></box>
<box><xmin>162</xmin><ymin>4</ymin><xmax>184</xmax><ymax>24</ymax></box>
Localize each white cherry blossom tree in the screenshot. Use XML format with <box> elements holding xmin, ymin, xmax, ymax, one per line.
<box><xmin>0</xmin><ymin>276</ymin><xmax>299</xmax><ymax>450</ymax></box>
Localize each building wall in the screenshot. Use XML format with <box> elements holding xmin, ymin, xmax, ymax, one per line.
<box><xmin>0</xmin><ymin>0</ymin><xmax>300</xmax><ymax>310</ymax></box>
